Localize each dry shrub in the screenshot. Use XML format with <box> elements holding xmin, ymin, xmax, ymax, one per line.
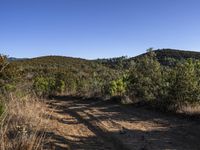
<box><xmin>179</xmin><ymin>104</ymin><xmax>200</xmax><ymax>115</ymax></box>
<box><xmin>0</xmin><ymin>93</ymin><xmax>51</xmax><ymax>150</ymax></box>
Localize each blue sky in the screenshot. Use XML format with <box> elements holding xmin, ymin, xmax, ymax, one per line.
<box><xmin>0</xmin><ymin>0</ymin><xmax>200</xmax><ymax>59</ymax></box>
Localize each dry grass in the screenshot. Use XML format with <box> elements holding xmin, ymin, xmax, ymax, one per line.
<box><xmin>179</xmin><ymin>104</ymin><xmax>200</xmax><ymax>115</ymax></box>
<box><xmin>0</xmin><ymin>93</ymin><xmax>51</xmax><ymax>150</ymax></box>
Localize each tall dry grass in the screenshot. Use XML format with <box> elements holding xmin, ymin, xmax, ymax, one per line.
<box><xmin>179</xmin><ymin>104</ymin><xmax>200</xmax><ymax>115</ymax></box>
<box><xmin>0</xmin><ymin>93</ymin><xmax>51</xmax><ymax>150</ymax></box>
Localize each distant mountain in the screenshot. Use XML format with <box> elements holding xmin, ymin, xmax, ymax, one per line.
<box><xmin>8</xmin><ymin>57</ymin><xmax>28</xmax><ymax>61</ymax></box>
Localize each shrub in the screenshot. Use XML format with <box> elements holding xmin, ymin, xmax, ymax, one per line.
<box><xmin>33</xmin><ymin>77</ymin><xmax>56</xmax><ymax>97</ymax></box>
<box><xmin>0</xmin><ymin>94</ymin><xmax>51</xmax><ymax>150</ymax></box>
<box><xmin>55</xmin><ymin>79</ymin><xmax>65</xmax><ymax>94</ymax></box>
<box><xmin>0</xmin><ymin>54</ymin><xmax>8</xmax><ymax>73</ymax></box>
<box><xmin>109</xmin><ymin>77</ymin><xmax>127</xmax><ymax>97</ymax></box>
<box><xmin>33</xmin><ymin>76</ymin><xmax>68</xmax><ymax>96</ymax></box>
<box><xmin>127</xmin><ymin>50</ymin><xmax>162</xmax><ymax>102</ymax></box>
<box><xmin>165</xmin><ymin>60</ymin><xmax>200</xmax><ymax>110</ymax></box>
<box><xmin>4</xmin><ymin>83</ymin><xmax>16</xmax><ymax>92</ymax></box>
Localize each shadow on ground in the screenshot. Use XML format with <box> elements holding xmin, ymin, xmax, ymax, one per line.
<box><xmin>44</xmin><ymin>95</ymin><xmax>200</xmax><ymax>150</ymax></box>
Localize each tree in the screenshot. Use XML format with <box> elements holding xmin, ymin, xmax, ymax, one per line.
<box><xmin>109</xmin><ymin>78</ymin><xmax>126</xmax><ymax>97</ymax></box>
<box><xmin>0</xmin><ymin>55</ymin><xmax>9</xmax><ymax>116</ymax></box>
<box><xmin>33</xmin><ymin>77</ymin><xmax>56</xmax><ymax>97</ymax></box>
<box><xmin>0</xmin><ymin>55</ymin><xmax>9</xmax><ymax>73</ymax></box>
<box><xmin>55</xmin><ymin>79</ymin><xmax>65</xmax><ymax>94</ymax></box>
<box><xmin>127</xmin><ymin>50</ymin><xmax>162</xmax><ymax>102</ymax></box>
<box><xmin>167</xmin><ymin>59</ymin><xmax>200</xmax><ymax>110</ymax></box>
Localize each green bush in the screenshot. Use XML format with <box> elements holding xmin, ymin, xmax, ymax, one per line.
<box><xmin>33</xmin><ymin>76</ymin><xmax>67</xmax><ymax>96</ymax></box>
<box><xmin>165</xmin><ymin>60</ymin><xmax>200</xmax><ymax>110</ymax></box>
<box><xmin>55</xmin><ymin>79</ymin><xmax>65</xmax><ymax>94</ymax></box>
<box><xmin>109</xmin><ymin>77</ymin><xmax>127</xmax><ymax>97</ymax></box>
<box><xmin>127</xmin><ymin>50</ymin><xmax>162</xmax><ymax>102</ymax></box>
<box><xmin>4</xmin><ymin>83</ymin><xmax>16</xmax><ymax>92</ymax></box>
<box><xmin>33</xmin><ymin>77</ymin><xmax>56</xmax><ymax>96</ymax></box>
<box><xmin>127</xmin><ymin>51</ymin><xmax>200</xmax><ymax>111</ymax></box>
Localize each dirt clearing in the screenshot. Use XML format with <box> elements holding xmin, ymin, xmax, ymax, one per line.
<box><xmin>45</xmin><ymin>96</ymin><xmax>200</xmax><ymax>150</ymax></box>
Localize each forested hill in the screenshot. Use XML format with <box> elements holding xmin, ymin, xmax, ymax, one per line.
<box><xmin>154</xmin><ymin>49</ymin><xmax>200</xmax><ymax>60</ymax></box>
<box><xmin>8</xmin><ymin>55</ymin><xmax>121</xmax><ymax>97</ymax></box>
<box><xmin>11</xmin><ymin>55</ymin><xmax>118</xmax><ymax>75</ymax></box>
<box><xmin>10</xmin><ymin>49</ymin><xmax>200</xmax><ymax>71</ymax></box>
<box><xmin>10</xmin><ymin>55</ymin><xmax>120</xmax><ymax>85</ymax></box>
<box><xmin>136</xmin><ymin>49</ymin><xmax>200</xmax><ymax>66</ymax></box>
<box><xmin>5</xmin><ymin>48</ymin><xmax>200</xmax><ymax>109</ymax></box>
<box><xmin>96</xmin><ymin>49</ymin><xmax>200</xmax><ymax>69</ymax></box>
<box><xmin>14</xmin><ymin>56</ymin><xmax>91</xmax><ymax>69</ymax></box>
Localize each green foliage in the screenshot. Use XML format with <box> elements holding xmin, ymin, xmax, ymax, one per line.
<box><xmin>155</xmin><ymin>49</ymin><xmax>200</xmax><ymax>62</ymax></box>
<box><xmin>11</xmin><ymin>55</ymin><xmax>119</xmax><ymax>97</ymax></box>
<box><xmin>97</xmin><ymin>56</ymin><xmax>130</xmax><ymax>70</ymax></box>
<box><xmin>109</xmin><ymin>77</ymin><xmax>127</xmax><ymax>97</ymax></box>
<box><xmin>165</xmin><ymin>60</ymin><xmax>200</xmax><ymax>110</ymax></box>
<box><xmin>0</xmin><ymin>55</ymin><xmax>8</xmax><ymax>116</ymax></box>
<box><xmin>4</xmin><ymin>84</ymin><xmax>16</xmax><ymax>92</ymax></box>
<box><xmin>0</xmin><ymin>55</ymin><xmax>8</xmax><ymax>73</ymax></box>
<box><xmin>0</xmin><ymin>103</ymin><xmax>4</xmax><ymax>116</ymax></box>
<box><xmin>54</xmin><ymin>73</ymin><xmax>65</xmax><ymax>94</ymax></box>
<box><xmin>33</xmin><ymin>75</ymin><xmax>68</xmax><ymax>96</ymax></box>
<box><xmin>55</xmin><ymin>80</ymin><xmax>65</xmax><ymax>94</ymax></box>
<box><xmin>127</xmin><ymin>51</ymin><xmax>200</xmax><ymax>111</ymax></box>
<box><xmin>127</xmin><ymin>51</ymin><xmax>162</xmax><ymax>102</ymax></box>
<box><xmin>4</xmin><ymin>49</ymin><xmax>200</xmax><ymax>112</ymax></box>
<box><xmin>33</xmin><ymin>77</ymin><xmax>56</xmax><ymax>96</ymax></box>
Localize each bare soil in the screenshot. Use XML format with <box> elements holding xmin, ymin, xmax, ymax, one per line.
<box><xmin>44</xmin><ymin>96</ymin><xmax>200</xmax><ymax>150</ymax></box>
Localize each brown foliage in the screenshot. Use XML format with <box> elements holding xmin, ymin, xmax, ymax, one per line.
<box><xmin>0</xmin><ymin>94</ymin><xmax>51</xmax><ymax>150</ymax></box>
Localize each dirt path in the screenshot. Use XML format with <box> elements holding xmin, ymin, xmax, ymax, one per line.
<box><xmin>45</xmin><ymin>96</ymin><xmax>200</xmax><ymax>150</ymax></box>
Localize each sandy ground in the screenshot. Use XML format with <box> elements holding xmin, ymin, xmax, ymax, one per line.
<box><xmin>44</xmin><ymin>96</ymin><xmax>200</xmax><ymax>150</ymax></box>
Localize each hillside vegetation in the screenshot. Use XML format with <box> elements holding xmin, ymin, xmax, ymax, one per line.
<box><xmin>96</xmin><ymin>49</ymin><xmax>200</xmax><ymax>69</ymax></box>
<box><xmin>9</xmin><ymin>55</ymin><xmax>122</xmax><ymax>97</ymax></box>
<box><xmin>1</xmin><ymin>49</ymin><xmax>200</xmax><ymax>149</ymax></box>
<box><xmin>4</xmin><ymin>48</ymin><xmax>200</xmax><ymax>108</ymax></box>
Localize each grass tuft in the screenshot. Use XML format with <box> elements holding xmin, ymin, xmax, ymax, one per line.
<box><xmin>0</xmin><ymin>94</ymin><xmax>51</xmax><ymax>150</ymax></box>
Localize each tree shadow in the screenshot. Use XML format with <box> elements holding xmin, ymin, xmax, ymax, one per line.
<box><xmin>43</xmin><ymin>132</ymin><xmax>70</xmax><ymax>150</ymax></box>
<box><xmin>45</xmin><ymin>95</ymin><xmax>200</xmax><ymax>150</ymax></box>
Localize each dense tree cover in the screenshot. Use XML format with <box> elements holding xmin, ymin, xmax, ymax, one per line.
<box><xmin>133</xmin><ymin>49</ymin><xmax>200</xmax><ymax>66</ymax></box>
<box><xmin>165</xmin><ymin>60</ymin><xmax>200</xmax><ymax>110</ymax></box>
<box><xmin>155</xmin><ymin>49</ymin><xmax>200</xmax><ymax>60</ymax></box>
<box><xmin>96</xmin><ymin>56</ymin><xmax>130</xmax><ymax>70</ymax></box>
<box><xmin>97</xmin><ymin>49</ymin><xmax>200</xmax><ymax>69</ymax></box>
<box><xmin>0</xmin><ymin>55</ymin><xmax>9</xmax><ymax>115</ymax></box>
<box><xmin>125</xmin><ymin>51</ymin><xmax>200</xmax><ymax>111</ymax></box>
<box><xmin>127</xmin><ymin>50</ymin><xmax>163</xmax><ymax>102</ymax></box>
<box><xmin>0</xmin><ymin>55</ymin><xmax>9</xmax><ymax>73</ymax></box>
<box><xmin>2</xmin><ymin>49</ymin><xmax>200</xmax><ymax>112</ymax></box>
<box><xmin>99</xmin><ymin>49</ymin><xmax>200</xmax><ymax>111</ymax></box>
<box><xmin>10</xmin><ymin>56</ymin><xmax>122</xmax><ymax>98</ymax></box>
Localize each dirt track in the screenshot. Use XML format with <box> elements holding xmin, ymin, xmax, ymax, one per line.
<box><xmin>45</xmin><ymin>96</ymin><xmax>200</xmax><ymax>150</ymax></box>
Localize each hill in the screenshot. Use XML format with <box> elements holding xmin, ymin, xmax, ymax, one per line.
<box><xmin>8</xmin><ymin>57</ymin><xmax>28</xmax><ymax>61</ymax></box>
<box><xmin>11</xmin><ymin>55</ymin><xmax>115</xmax><ymax>73</ymax></box>
<box><xmin>9</xmin><ymin>55</ymin><xmax>121</xmax><ymax>96</ymax></box>
<box><xmin>136</xmin><ymin>49</ymin><xmax>200</xmax><ymax>66</ymax></box>
<box><xmin>10</xmin><ymin>49</ymin><xmax>200</xmax><ymax>73</ymax></box>
<box><xmin>154</xmin><ymin>49</ymin><xmax>200</xmax><ymax>60</ymax></box>
<box><xmin>96</xmin><ymin>49</ymin><xmax>200</xmax><ymax>69</ymax></box>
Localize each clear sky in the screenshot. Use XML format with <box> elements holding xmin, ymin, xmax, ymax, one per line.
<box><xmin>0</xmin><ymin>0</ymin><xmax>200</xmax><ymax>59</ymax></box>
